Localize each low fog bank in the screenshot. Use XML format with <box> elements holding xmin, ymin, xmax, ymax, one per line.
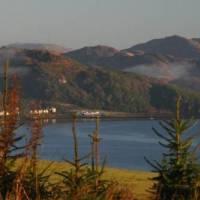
<box><xmin>125</xmin><ymin>63</ymin><xmax>196</xmax><ymax>80</ymax></box>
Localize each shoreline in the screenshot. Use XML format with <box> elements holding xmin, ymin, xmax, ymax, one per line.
<box><xmin>25</xmin><ymin>111</ymin><xmax>173</xmax><ymax>121</ymax></box>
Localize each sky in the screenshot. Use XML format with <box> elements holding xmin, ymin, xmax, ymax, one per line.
<box><xmin>0</xmin><ymin>0</ymin><xmax>199</xmax><ymax>49</ymax></box>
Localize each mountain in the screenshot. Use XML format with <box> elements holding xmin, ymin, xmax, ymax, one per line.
<box><xmin>65</xmin><ymin>36</ymin><xmax>200</xmax><ymax>92</ymax></box>
<box><xmin>65</xmin><ymin>44</ymin><xmax>193</xmax><ymax>81</ymax></box>
<box><xmin>65</xmin><ymin>45</ymin><xmax>175</xmax><ymax>69</ymax></box>
<box><xmin>1</xmin><ymin>49</ymin><xmax>154</xmax><ymax>112</ymax></box>
<box><xmin>0</xmin><ymin>48</ymin><xmax>199</xmax><ymax>115</ymax></box>
<box><xmin>0</xmin><ymin>36</ymin><xmax>199</xmax><ymax>115</ymax></box>
<box><xmin>6</xmin><ymin>43</ymin><xmax>72</xmax><ymax>54</ymax></box>
<box><xmin>66</xmin><ymin>36</ymin><xmax>200</xmax><ymax>69</ymax></box>
<box><xmin>65</xmin><ymin>45</ymin><xmax>120</xmax><ymax>66</ymax></box>
<box><xmin>126</xmin><ymin>35</ymin><xmax>200</xmax><ymax>91</ymax></box>
<box><xmin>127</xmin><ymin>35</ymin><xmax>200</xmax><ymax>59</ymax></box>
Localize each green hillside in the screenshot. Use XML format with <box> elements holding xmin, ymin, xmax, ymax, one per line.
<box><xmin>0</xmin><ymin>49</ymin><xmax>200</xmax><ymax>115</ymax></box>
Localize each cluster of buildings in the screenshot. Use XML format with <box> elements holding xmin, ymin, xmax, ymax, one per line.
<box><xmin>29</xmin><ymin>107</ymin><xmax>57</xmax><ymax>115</ymax></box>
<box><xmin>0</xmin><ymin>107</ymin><xmax>20</xmax><ymax>116</ymax></box>
<box><xmin>0</xmin><ymin>107</ymin><xmax>57</xmax><ymax>117</ymax></box>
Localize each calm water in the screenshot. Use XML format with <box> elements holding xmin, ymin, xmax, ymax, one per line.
<box><xmin>21</xmin><ymin>119</ymin><xmax>200</xmax><ymax>171</ymax></box>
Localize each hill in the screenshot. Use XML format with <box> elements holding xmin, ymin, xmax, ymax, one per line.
<box><xmin>66</xmin><ymin>35</ymin><xmax>200</xmax><ymax>69</ymax></box>
<box><xmin>0</xmin><ymin>48</ymin><xmax>200</xmax><ymax>115</ymax></box>
<box><xmin>6</xmin><ymin>43</ymin><xmax>72</xmax><ymax>54</ymax></box>
<box><xmin>65</xmin><ymin>45</ymin><xmax>120</xmax><ymax>67</ymax></box>
<box><xmin>65</xmin><ymin>45</ymin><xmax>172</xmax><ymax>69</ymax></box>
<box><xmin>65</xmin><ymin>36</ymin><xmax>200</xmax><ymax>92</ymax></box>
<box><xmin>127</xmin><ymin>35</ymin><xmax>200</xmax><ymax>59</ymax></box>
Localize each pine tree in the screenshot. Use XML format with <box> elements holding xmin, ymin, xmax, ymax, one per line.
<box><xmin>146</xmin><ymin>96</ymin><xmax>200</xmax><ymax>200</ymax></box>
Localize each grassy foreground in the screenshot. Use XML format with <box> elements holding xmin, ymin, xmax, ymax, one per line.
<box><xmin>22</xmin><ymin>160</ymin><xmax>156</xmax><ymax>200</ymax></box>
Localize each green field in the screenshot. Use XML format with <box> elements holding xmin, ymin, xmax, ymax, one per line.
<box><xmin>30</xmin><ymin>160</ymin><xmax>156</xmax><ymax>200</ymax></box>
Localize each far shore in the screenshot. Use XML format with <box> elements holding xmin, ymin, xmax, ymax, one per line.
<box><xmin>24</xmin><ymin>110</ymin><xmax>173</xmax><ymax>121</ymax></box>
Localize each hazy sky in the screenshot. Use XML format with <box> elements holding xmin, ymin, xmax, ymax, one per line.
<box><xmin>0</xmin><ymin>0</ymin><xmax>199</xmax><ymax>49</ymax></box>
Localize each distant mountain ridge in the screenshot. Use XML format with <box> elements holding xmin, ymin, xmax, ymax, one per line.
<box><xmin>0</xmin><ymin>47</ymin><xmax>200</xmax><ymax>115</ymax></box>
<box><xmin>65</xmin><ymin>35</ymin><xmax>200</xmax><ymax>91</ymax></box>
<box><xmin>6</xmin><ymin>43</ymin><xmax>72</xmax><ymax>54</ymax></box>
<box><xmin>127</xmin><ymin>35</ymin><xmax>200</xmax><ymax>59</ymax></box>
<box><xmin>65</xmin><ymin>45</ymin><xmax>173</xmax><ymax>69</ymax></box>
<box><xmin>0</xmin><ymin>36</ymin><xmax>199</xmax><ymax>112</ymax></box>
<box><xmin>66</xmin><ymin>45</ymin><xmax>120</xmax><ymax>66</ymax></box>
<box><xmin>66</xmin><ymin>35</ymin><xmax>200</xmax><ymax>65</ymax></box>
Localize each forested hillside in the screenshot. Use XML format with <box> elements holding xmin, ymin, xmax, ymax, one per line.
<box><xmin>0</xmin><ymin>48</ymin><xmax>200</xmax><ymax>115</ymax></box>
